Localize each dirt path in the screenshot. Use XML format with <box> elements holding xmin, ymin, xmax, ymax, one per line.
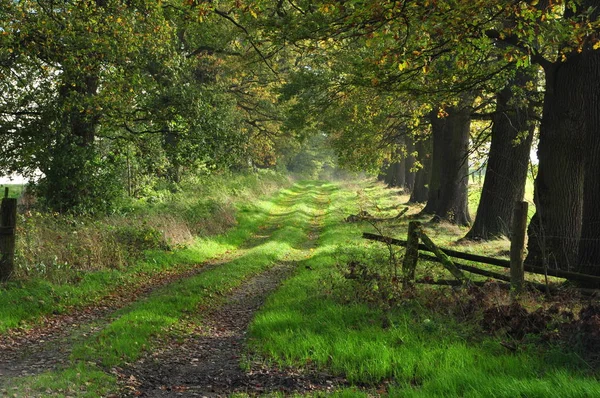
<box><xmin>117</xmin><ymin>188</ymin><xmax>345</xmax><ymax>397</ymax></box>
<box><xmin>121</xmin><ymin>262</ymin><xmax>345</xmax><ymax>397</ymax></box>
<box><xmin>0</xmin><ymin>184</ymin><xmax>343</xmax><ymax>396</ymax></box>
<box><xmin>0</xmin><ymin>254</ymin><xmax>245</xmax><ymax>382</ymax></box>
<box><xmin>0</xmin><ymin>190</ymin><xmax>297</xmax><ymax>384</ymax></box>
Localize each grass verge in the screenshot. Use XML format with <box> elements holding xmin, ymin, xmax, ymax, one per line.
<box><xmin>247</xmin><ymin>179</ymin><xmax>600</xmax><ymax>397</ymax></box>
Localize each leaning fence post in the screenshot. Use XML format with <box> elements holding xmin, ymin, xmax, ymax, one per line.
<box><xmin>402</xmin><ymin>221</ymin><xmax>421</xmax><ymax>288</ymax></box>
<box><xmin>419</xmin><ymin>229</ymin><xmax>465</xmax><ymax>283</ymax></box>
<box><xmin>0</xmin><ymin>190</ymin><xmax>17</xmax><ymax>282</ymax></box>
<box><xmin>510</xmin><ymin>201</ymin><xmax>529</xmax><ymax>296</ymax></box>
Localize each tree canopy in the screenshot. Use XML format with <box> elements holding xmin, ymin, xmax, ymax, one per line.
<box><xmin>2</xmin><ymin>0</ymin><xmax>600</xmax><ymax>275</ymax></box>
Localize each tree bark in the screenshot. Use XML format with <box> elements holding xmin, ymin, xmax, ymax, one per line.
<box><xmin>526</xmin><ymin>59</ymin><xmax>586</xmax><ymax>271</ymax></box>
<box><xmin>421</xmin><ymin>115</ymin><xmax>443</xmax><ymax>213</ymax></box>
<box><xmin>577</xmin><ymin>50</ymin><xmax>600</xmax><ymax>277</ymax></box>
<box><xmin>421</xmin><ymin>106</ymin><xmax>472</xmax><ymax>226</ymax></box>
<box><xmin>409</xmin><ymin>136</ymin><xmax>431</xmax><ymax>203</ymax></box>
<box><xmin>404</xmin><ymin>138</ymin><xmax>416</xmax><ymax>192</ymax></box>
<box><xmin>465</xmin><ymin>70</ymin><xmax>536</xmax><ymax>240</ymax></box>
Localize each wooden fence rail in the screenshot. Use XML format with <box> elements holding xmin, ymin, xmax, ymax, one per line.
<box><xmin>362</xmin><ymin>235</ymin><xmax>600</xmax><ymax>287</ymax></box>
<box><xmin>363</xmin><ymin>201</ymin><xmax>600</xmax><ymax>289</ymax></box>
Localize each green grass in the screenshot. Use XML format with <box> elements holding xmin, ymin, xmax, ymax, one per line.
<box><xmin>3</xmin><ymin>177</ymin><xmax>598</xmax><ymax>397</ymax></box>
<box><xmin>1</xmin><ymin>181</ymin><xmax>330</xmax><ymax>396</ymax></box>
<box><xmin>0</xmin><ymin>175</ymin><xmax>288</xmax><ymax>334</ymax></box>
<box><xmin>468</xmin><ymin>176</ymin><xmax>536</xmax><ymax>223</ymax></box>
<box><xmin>3</xmin><ymin>363</ymin><xmax>116</xmax><ymax>398</ymax></box>
<box><xmin>247</xmin><ymin>179</ymin><xmax>600</xmax><ymax>396</ymax></box>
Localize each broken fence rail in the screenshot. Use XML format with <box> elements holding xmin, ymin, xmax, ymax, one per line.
<box><xmin>362</xmin><ymin>232</ymin><xmax>600</xmax><ymax>287</ymax></box>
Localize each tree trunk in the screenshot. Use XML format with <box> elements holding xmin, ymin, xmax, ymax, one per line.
<box><xmin>382</xmin><ymin>158</ymin><xmax>395</xmax><ymax>186</ymax></box>
<box><xmin>465</xmin><ymin>70</ymin><xmax>536</xmax><ymax>240</ymax></box>
<box><xmin>381</xmin><ymin>138</ymin><xmax>407</xmax><ymax>189</ymax></box>
<box><xmin>577</xmin><ymin>50</ymin><xmax>600</xmax><ymax>277</ymax></box>
<box><xmin>421</xmin><ymin>114</ymin><xmax>443</xmax><ymax>213</ymax></box>
<box><xmin>395</xmin><ymin>135</ymin><xmax>407</xmax><ymax>189</ymax></box>
<box><xmin>404</xmin><ymin>138</ymin><xmax>416</xmax><ymax>192</ymax></box>
<box><xmin>42</xmin><ymin>70</ymin><xmax>101</xmax><ymax>213</ymax></box>
<box><xmin>409</xmin><ymin>136</ymin><xmax>431</xmax><ymax>203</ymax></box>
<box><xmin>421</xmin><ymin>106</ymin><xmax>472</xmax><ymax>226</ymax></box>
<box><xmin>395</xmin><ymin>159</ymin><xmax>407</xmax><ymax>189</ymax></box>
<box><xmin>526</xmin><ymin>59</ymin><xmax>586</xmax><ymax>271</ymax></box>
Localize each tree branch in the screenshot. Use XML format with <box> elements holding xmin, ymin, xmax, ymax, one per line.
<box><xmin>214</xmin><ymin>9</ymin><xmax>279</xmax><ymax>77</ymax></box>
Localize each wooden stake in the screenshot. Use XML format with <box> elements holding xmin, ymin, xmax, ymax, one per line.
<box><xmin>510</xmin><ymin>201</ymin><xmax>528</xmax><ymax>296</ymax></box>
<box><xmin>0</xmin><ymin>197</ymin><xmax>17</xmax><ymax>282</ymax></box>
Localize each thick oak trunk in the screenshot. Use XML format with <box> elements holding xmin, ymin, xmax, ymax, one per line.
<box><xmin>465</xmin><ymin>71</ymin><xmax>535</xmax><ymax>240</ymax></box>
<box><xmin>409</xmin><ymin>136</ymin><xmax>431</xmax><ymax>203</ymax></box>
<box><xmin>421</xmin><ymin>107</ymin><xmax>471</xmax><ymax>226</ymax></box>
<box><xmin>577</xmin><ymin>50</ymin><xmax>600</xmax><ymax>276</ymax></box>
<box><xmin>526</xmin><ymin>59</ymin><xmax>586</xmax><ymax>271</ymax></box>
<box><xmin>421</xmin><ymin>116</ymin><xmax>443</xmax><ymax>213</ymax></box>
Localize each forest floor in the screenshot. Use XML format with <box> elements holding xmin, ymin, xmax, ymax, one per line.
<box><xmin>1</xmin><ymin>180</ymin><xmax>599</xmax><ymax>397</ymax></box>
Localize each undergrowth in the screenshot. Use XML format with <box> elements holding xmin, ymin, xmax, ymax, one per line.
<box><xmin>10</xmin><ymin>170</ymin><xmax>287</xmax><ymax>281</ymax></box>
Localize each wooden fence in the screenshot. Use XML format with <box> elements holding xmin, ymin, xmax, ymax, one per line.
<box><xmin>0</xmin><ymin>188</ymin><xmax>17</xmax><ymax>282</ymax></box>
<box><xmin>363</xmin><ymin>201</ymin><xmax>600</xmax><ymax>294</ymax></box>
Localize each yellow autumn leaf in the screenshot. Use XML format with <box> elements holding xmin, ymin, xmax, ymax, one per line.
<box><xmin>593</xmin><ymin>42</ymin><xmax>600</xmax><ymax>50</ymax></box>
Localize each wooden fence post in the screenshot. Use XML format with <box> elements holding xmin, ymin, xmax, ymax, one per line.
<box><xmin>402</xmin><ymin>221</ymin><xmax>421</xmax><ymax>288</ymax></box>
<box><xmin>0</xmin><ymin>190</ymin><xmax>17</xmax><ymax>282</ymax></box>
<box><xmin>510</xmin><ymin>201</ymin><xmax>529</xmax><ymax>296</ymax></box>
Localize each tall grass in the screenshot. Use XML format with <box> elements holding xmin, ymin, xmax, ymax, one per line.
<box><xmin>11</xmin><ymin>170</ymin><xmax>288</xmax><ymax>281</ymax></box>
